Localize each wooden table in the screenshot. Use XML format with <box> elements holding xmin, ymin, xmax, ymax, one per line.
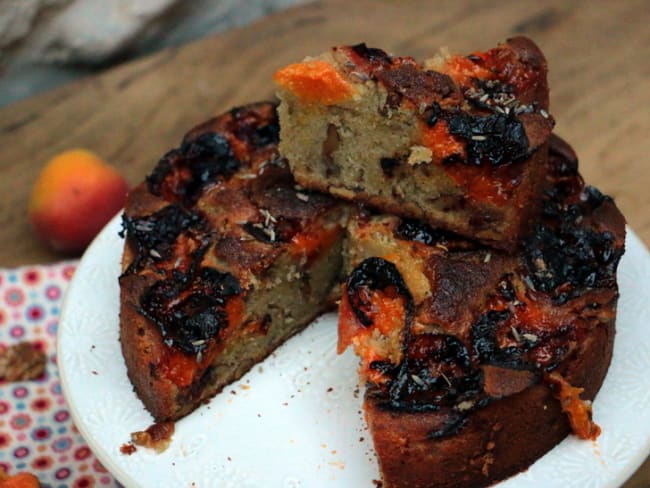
<box><xmin>0</xmin><ymin>0</ymin><xmax>647</xmax><ymax>485</ymax></box>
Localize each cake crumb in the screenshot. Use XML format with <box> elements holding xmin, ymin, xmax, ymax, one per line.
<box><xmin>120</xmin><ymin>443</ymin><xmax>137</xmax><ymax>455</ymax></box>
<box><xmin>130</xmin><ymin>421</ymin><xmax>175</xmax><ymax>453</ymax></box>
<box><xmin>407</xmin><ymin>145</ymin><xmax>433</xmax><ymax>166</ymax></box>
<box><xmin>0</xmin><ymin>342</ymin><xmax>47</xmax><ymax>382</ymax></box>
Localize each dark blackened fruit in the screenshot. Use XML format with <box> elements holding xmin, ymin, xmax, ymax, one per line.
<box><xmin>346</xmin><ymin>257</ymin><xmax>414</xmax><ymax>327</ymax></box>
<box><xmin>230</xmin><ymin>104</ymin><xmax>281</xmax><ymax>148</ymax></box>
<box><xmin>526</xmin><ymin>225</ymin><xmax>617</xmax><ymax>293</ymax></box>
<box><xmin>146</xmin><ymin>132</ymin><xmax>240</xmax><ymax>205</ymax></box>
<box><xmin>471</xmin><ymin>310</ymin><xmax>523</xmax><ymax>367</ymax></box>
<box><xmin>378</xmin><ymin>337</ymin><xmax>483</xmax><ymax>413</ymax></box>
<box><xmin>395</xmin><ymin>218</ymin><xmax>445</xmax><ymax>246</ymax></box>
<box><xmin>426</xmin><ymin>102</ymin><xmax>530</xmax><ymax>166</ymax></box>
<box><xmin>395</xmin><ymin>218</ymin><xmax>479</xmax><ymax>252</ymax></box>
<box><xmin>396</xmin><ymin>334</ymin><xmax>480</xmax><ymax>406</ymax></box>
<box><xmin>180</xmin><ymin>132</ymin><xmax>233</xmax><ymax>160</ymax></box>
<box><xmin>350</xmin><ymin>43</ymin><xmax>393</xmax><ymax>67</ymax></box>
<box><xmin>525</xmin><ymin>206</ymin><xmax>622</xmax><ymax>302</ymax></box>
<box><xmin>346</xmin><ymin>258</ymin><xmax>483</xmax><ymax>413</ymax></box>
<box><xmin>250</xmin><ymin>122</ymin><xmax>280</xmax><ymax>147</ymax></box>
<box><xmin>139</xmin><ymin>267</ymin><xmax>241</xmax><ymax>355</ymax></box>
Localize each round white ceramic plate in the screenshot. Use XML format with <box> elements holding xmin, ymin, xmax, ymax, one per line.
<box><xmin>58</xmin><ymin>215</ymin><xmax>650</xmax><ymax>488</ymax></box>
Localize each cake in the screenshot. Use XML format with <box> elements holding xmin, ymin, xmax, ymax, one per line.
<box><xmin>116</xmin><ymin>37</ymin><xmax>627</xmax><ymax>488</ymax></box>
<box><xmin>119</xmin><ymin>102</ymin><xmax>348</xmax><ymax>422</ymax></box>
<box><xmin>274</xmin><ymin>37</ymin><xmax>555</xmax><ymax>250</ymax></box>
<box><xmin>338</xmin><ymin>134</ymin><xmax>626</xmax><ymax>487</ymax></box>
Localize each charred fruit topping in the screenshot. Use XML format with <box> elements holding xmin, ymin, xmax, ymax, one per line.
<box><xmin>147</xmin><ymin>132</ymin><xmax>240</xmax><ymax>205</ymax></box>
<box><xmin>120</xmin><ymin>205</ymin><xmax>204</xmax><ymax>272</ymax></box>
<box><xmin>346</xmin><ymin>257</ymin><xmax>414</xmax><ymax>328</ymax></box>
<box><xmin>424</xmin><ymin>102</ymin><xmax>530</xmax><ymax>166</ymax></box>
<box><xmin>139</xmin><ymin>267</ymin><xmax>241</xmax><ymax>355</ymax></box>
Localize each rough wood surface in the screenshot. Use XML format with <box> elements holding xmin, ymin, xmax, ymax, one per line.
<box><xmin>0</xmin><ymin>1</ymin><xmax>648</xmax><ymax>482</ymax></box>
<box><xmin>1</xmin><ymin>0</ymin><xmax>648</xmax><ymax>267</ymax></box>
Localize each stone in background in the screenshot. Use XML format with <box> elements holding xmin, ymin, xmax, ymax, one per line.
<box><xmin>0</xmin><ymin>0</ymin><xmax>311</xmax><ymax>107</ymax></box>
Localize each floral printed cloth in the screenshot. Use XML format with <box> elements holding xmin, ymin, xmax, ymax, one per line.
<box><xmin>0</xmin><ymin>262</ymin><xmax>120</xmax><ymax>488</ymax></box>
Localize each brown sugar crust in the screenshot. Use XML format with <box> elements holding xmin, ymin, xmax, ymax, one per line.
<box><xmin>275</xmin><ymin>37</ymin><xmax>555</xmax><ymax>250</ymax></box>
<box><xmin>119</xmin><ymin>102</ymin><xmax>348</xmax><ymax>421</ymax></box>
<box><xmin>340</xmin><ymin>134</ymin><xmax>625</xmax><ymax>487</ymax></box>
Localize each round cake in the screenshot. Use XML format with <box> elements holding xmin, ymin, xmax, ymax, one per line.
<box><xmin>118</xmin><ymin>37</ymin><xmax>626</xmax><ymax>488</ymax></box>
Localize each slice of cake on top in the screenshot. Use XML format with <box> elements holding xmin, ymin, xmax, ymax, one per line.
<box><xmin>119</xmin><ymin>102</ymin><xmax>349</xmax><ymax>422</ymax></box>
<box><xmin>338</xmin><ymin>135</ymin><xmax>626</xmax><ymax>488</ymax></box>
<box><xmin>274</xmin><ymin>36</ymin><xmax>554</xmax><ymax>250</ymax></box>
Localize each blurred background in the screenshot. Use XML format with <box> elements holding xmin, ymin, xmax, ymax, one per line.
<box><xmin>0</xmin><ymin>0</ymin><xmax>311</xmax><ymax>107</ymax></box>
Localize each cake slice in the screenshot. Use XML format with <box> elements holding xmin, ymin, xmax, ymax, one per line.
<box><xmin>119</xmin><ymin>102</ymin><xmax>349</xmax><ymax>421</ymax></box>
<box><xmin>275</xmin><ymin>37</ymin><xmax>554</xmax><ymax>250</ymax></box>
<box><xmin>339</xmin><ymin>135</ymin><xmax>625</xmax><ymax>487</ymax></box>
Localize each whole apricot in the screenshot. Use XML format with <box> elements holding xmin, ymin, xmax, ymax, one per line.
<box><xmin>28</xmin><ymin>149</ymin><xmax>129</xmax><ymax>254</ymax></box>
<box><xmin>0</xmin><ymin>471</ymin><xmax>41</xmax><ymax>487</ymax></box>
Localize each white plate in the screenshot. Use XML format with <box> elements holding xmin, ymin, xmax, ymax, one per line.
<box><xmin>58</xmin><ymin>215</ymin><xmax>650</xmax><ymax>488</ymax></box>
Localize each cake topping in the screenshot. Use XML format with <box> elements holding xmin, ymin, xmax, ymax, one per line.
<box><xmin>273</xmin><ymin>60</ymin><xmax>354</xmax><ymax>105</ymax></box>
<box><xmin>349</xmin><ymin>43</ymin><xmax>393</xmax><ymax>67</ymax></box>
<box><xmin>546</xmin><ymin>372</ymin><xmax>601</xmax><ymax>440</ymax></box>
<box><xmin>341</xmin><ymin>43</ymin><xmax>461</xmax><ymax>109</ymax></box>
<box><xmin>395</xmin><ymin>218</ymin><xmax>479</xmax><ymax>252</ymax></box>
<box><xmin>120</xmin><ymin>205</ymin><xmax>204</xmax><ymax>272</ymax></box>
<box><xmin>346</xmin><ymin>257</ymin><xmax>414</xmax><ymax>328</ymax></box>
<box><xmin>526</xmin><ymin>182</ymin><xmax>623</xmax><ymax>303</ymax></box>
<box><xmin>396</xmin><ymin>218</ymin><xmax>446</xmax><ymax>246</ymax></box>
<box><xmin>525</xmin><ymin>223</ymin><xmax>619</xmax><ymax>303</ymax></box>
<box><xmin>146</xmin><ymin>131</ymin><xmax>240</xmax><ymax>205</ymax></box>
<box><xmin>139</xmin><ymin>267</ymin><xmax>241</xmax><ymax>355</ymax></box>
<box><xmin>230</xmin><ymin>106</ymin><xmax>280</xmax><ymax>148</ymax></box>
<box><xmin>424</xmin><ymin>102</ymin><xmax>531</xmax><ymax>166</ymax></box>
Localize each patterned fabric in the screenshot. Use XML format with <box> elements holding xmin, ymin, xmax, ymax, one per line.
<box><xmin>0</xmin><ymin>262</ymin><xmax>120</xmax><ymax>488</ymax></box>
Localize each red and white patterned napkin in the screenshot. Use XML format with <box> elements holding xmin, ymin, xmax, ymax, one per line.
<box><xmin>0</xmin><ymin>262</ymin><xmax>120</xmax><ymax>488</ymax></box>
